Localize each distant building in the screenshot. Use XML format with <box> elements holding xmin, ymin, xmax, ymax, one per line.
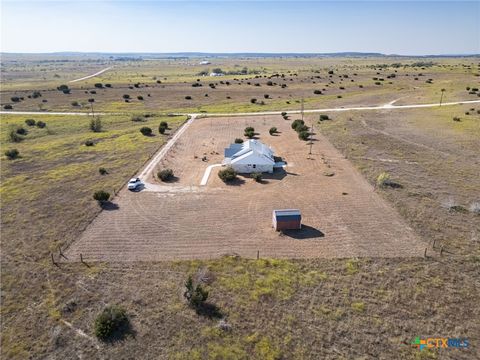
<box><xmin>199</xmin><ymin>60</ymin><xmax>211</xmax><ymax>65</ymax></box>
<box><xmin>209</xmin><ymin>72</ymin><xmax>224</xmax><ymax>77</ymax></box>
<box><xmin>223</xmin><ymin>139</ymin><xmax>275</xmax><ymax>173</ymax></box>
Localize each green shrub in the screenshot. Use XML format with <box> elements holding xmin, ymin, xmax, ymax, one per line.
<box><xmin>157</xmin><ymin>168</ymin><xmax>174</xmax><ymax>181</ymax></box>
<box><xmin>4</xmin><ymin>105</ymin><xmax>13</xmax><ymax>110</ymax></box>
<box><xmin>16</xmin><ymin>127</ymin><xmax>27</xmax><ymax>135</ymax></box>
<box><xmin>32</xmin><ymin>91</ymin><xmax>42</xmax><ymax>98</ymax></box>
<box><xmin>85</xmin><ymin>140</ymin><xmax>95</xmax><ymax>146</ymax></box>
<box><xmin>313</xmin><ymin>89</ymin><xmax>322</xmax><ymax>94</ymax></box>
<box><xmin>8</xmin><ymin>129</ymin><xmax>23</xmax><ymax>143</ymax></box>
<box><xmin>291</xmin><ymin>119</ymin><xmax>304</xmax><ymax>130</ymax></box>
<box><xmin>94</xmin><ymin>305</ymin><xmax>128</xmax><ymax>341</ymax></box>
<box><xmin>298</xmin><ymin>131</ymin><xmax>310</xmax><ymax>141</ymax></box>
<box><xmin>99</xmin><ymin>167</ymin><xmax>108</xmax><ymax>175</ymax></box>
<box><xmin>251</xmin><ymin>172</ymin><xmax>262</xmax><ymax>182</ymax></box>
<box><xmin>218</xmin><ymin>167</ymin><xmax>237</xmax><ymax>182</ymax></box>
<box><xmin>184</xmin><ymin>276</ymin><xmax>208</xmax><ymax>309</ymax></box>
<box><xmin>140</xmin><ymin>127</ymin><xmax>152</xmax><ymax>136</ymax></box>
<box><xmin>93</xmin><ymin>190</ymin><xmax>110</xmax><ymax>203</ymax></box>
<box><xmin>94</xmin><ymin>83</ymin><xmax>103</xmax><ymax>88</ymax></box>
<box><xmin>36</xmin><ymin>121</ymin><xmax>46</xmax><ymax>128</ymax></box>
<box><xmin>89</xmin><ymin>118</ymin><xmax>102</xmax><ymax>132</ymax></box>
<box><xmin>453</xmin><ymin>117</ymin><xmax>461</xmax><ymax>122</ymax></box>
<box><xmin>295</xmin><ymin>124</ymin><xmax>309</xmax><ymax>133</ymax></box>
<box><xmin>244</xmin><ymin>127</ymin><xmax>255</xmax><ymax>138</ymax></box>
<box><xmin>376</xmin><ymin>172</ymin><xmax>391</xmax><ymax>188</ymax></box>
<box><xmin>25</xmin><ymin>119</ymin><xmax>36</xmax><ymax>126</ymax></box>
<box><xmin>319</xmin><ymin>114</ymin><xmax>330</xmax><ymax>121</ymax></box>
<box><xmin>137</xmin><ymin>95</ymin><xmax>144</xmax><ymax>101</ymax></box>
<box><xmin>5</xmin><ymin>149</ymin><xmax>19</xmax><ymax>159</ymax></box>
<box><xmin>185</xmin><ymin>96</ymin><xmax>192</xmax><ymax>100</ymax></box>
<box><xmin>159</xmin><ymin>121</ymin><xmax>168</xmax><ymax>134</ymax></box>
<box><xmin>234</xmin><ymin>138</ymin><xmax>244</xmax><ymax>144</ymax></box>
<box><xmin>245</xmin><ymin>130</ymin><xmax>255</xmax><ymax>139</ymax></box>
<box><xmin>269</xmin><ymin>127</ymin><xmax>277</xmax><ymax>135</ymax></box>
<box><xmin>250</xmin><ymin>98</ymin><xmax>257</xmax><ymax>104</ymax></box>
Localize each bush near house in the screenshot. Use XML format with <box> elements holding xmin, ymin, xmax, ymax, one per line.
<box><xmin>298</xmin><ymin>131</ymin><xmax>310</xmax><ymax>141</ymax></box>
<box><xmin>218</xmin><ymin>167</ymin><xmax>237</xmax><ymax>182</ymax></box>
<box><xmin>36</xmin><ymin>121</ymin><xmax>46</xmax><ymax>128</ymax></box>
<box><xmin>291</xmin><ymin>119</ymin><xmax>304</xmax><ymax>131</ymax></box>
<box><xmin>234</xmin><ymin>138</ymin><xmax>244</xmax><ymax>144</ymax></box>
<box><xmin>251</xmin><ymin>172</ymin><xmax>263</xmax><ymax>182</ymax></box>
<box><xmin>158</xmin><ymin>169</ymin><xmax>174</xmax><ymax>182</ymax></box>
<box><xmin>269</xmin><ymin>127</ymin><xmax>277</xmax><ymax>135</ymax></box>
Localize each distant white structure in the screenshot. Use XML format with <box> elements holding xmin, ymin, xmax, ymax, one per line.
<box><xmin>224</xmin><ymin>139</ymin><xmax>275</xmax><ymax>173</ymax></box>
<box><xmin>199</xmin><ymin>60</ymin><xmax>211</xmax><ymax>65</ymax></box>
<box><xmin>209</xmin><ymin>72</ymin><xmax>224</xmax><ymax>77</ymax></box>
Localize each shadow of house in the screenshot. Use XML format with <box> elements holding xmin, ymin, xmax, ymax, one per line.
<box><xmin>282</xmin><ymin>225</ymin><xmax>325</xmax><ymax>240</ymax></box>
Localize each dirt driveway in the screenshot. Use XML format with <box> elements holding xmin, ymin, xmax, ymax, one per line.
<box><xmin>65</xmin><ymin>115</ymin><xmax>425</xmax><ymax>261</ymax></box>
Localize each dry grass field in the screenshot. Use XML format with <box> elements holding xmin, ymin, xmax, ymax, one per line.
<box><xmin>1</xmin><ymin>55</ymin><xmax>479</xmax><ymax>359</ymax></box>
<box><xmin>2</xmin><ymin>56</ymin><xmax>479</xmax><ymax>114</ymax></box>
<box><xmin>66</xmin><ymin>114</ymin><xmax>424</xmax><ymax>261</ymax></box>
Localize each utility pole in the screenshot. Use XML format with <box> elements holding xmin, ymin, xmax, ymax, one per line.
<box><xmin>301</xmin><ymin>98</ymin><xmax>304</xmax><ymax>122</ymax></box>
<box><xmin>439</xmin><ymin>88</ymin><xmax>446</xmax><ymax>106</ymax></box>
<box><xmin>309</xmin><ymin>122</ymin><xmax>314</xmax><ymax>155</ymax></box>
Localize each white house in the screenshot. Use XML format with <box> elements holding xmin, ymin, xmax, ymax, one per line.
<box><xmin>209</xmin><ymin>72</ymin><xmax>224</xmax><ymax>77</ymax></box>
<box><xmin>223</xmin><ymin>139</ymin><xmax>275</xmax><ymax>173</ymax></box>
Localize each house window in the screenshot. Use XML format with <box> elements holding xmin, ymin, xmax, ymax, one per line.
<box><xmin>253</xmin><ymin>164</ymin><xmax>256</xmax><ymax>168</ymax></box>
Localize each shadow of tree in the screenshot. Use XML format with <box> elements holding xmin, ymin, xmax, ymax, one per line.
<box><xmin>101</xmin><ymin>202</ymin><xmax>119</xmax><ymax>211</ymax></box>
<box><xmin>104</xmin><ymin>319</ymin><xmax>136</xmax><ymax>344</ymax></box>
<box><xmin>195</xmin><ymin>302</ymin><xmax>223</xmax><ymax>319</ymax></box>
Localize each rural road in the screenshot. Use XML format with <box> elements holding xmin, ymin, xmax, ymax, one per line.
<box><xmin>68</xmin><ymin>66</ymin><xmax>113</xmax><ymax>83</ymax></box>
<box><xmin>2</xmin><ymin>99</ymin><xmax>479</xmax><ymax>117</ymax></box>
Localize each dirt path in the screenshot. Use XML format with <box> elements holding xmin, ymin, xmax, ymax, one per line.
<box><xmin>68</xmin><ymin>66</ymin><xmax>113</xmax><ymax>83</ymax></box>
<box><xmin>2</xmin><ymin>99</ymin><xmax>479</xmax><ymax>117</ymax></box>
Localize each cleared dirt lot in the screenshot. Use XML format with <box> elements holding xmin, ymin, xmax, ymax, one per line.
<box><xmin>66</xmin><ymin>115</ymin><xmax>425</xmax><ymax>261</ymax></box>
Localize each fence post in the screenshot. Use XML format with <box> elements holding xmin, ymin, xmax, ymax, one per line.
<box><xmin>51</xmin><ymin>253</ymin><xmax>59</xmax><ymax>267</ymax></box>
<box><xmin>257</xmin><ymin>250</ymin><xmax>259</xmax><ymax>260</ymax></box>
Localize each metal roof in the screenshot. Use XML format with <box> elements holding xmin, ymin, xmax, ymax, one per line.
<box><xmin>273</xmin><ymin>209</ymin><xmax>301</xmax><ymax>216</ymax></box>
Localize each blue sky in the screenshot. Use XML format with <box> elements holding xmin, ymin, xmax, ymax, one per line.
<box><xmin>1</xmin><ymin>1</ymin><xmax>479</xmax><ymax>55</ymax></box>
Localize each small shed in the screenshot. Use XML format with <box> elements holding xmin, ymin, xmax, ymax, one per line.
<box><xmin>272</xmin><ymin>209</ymin><xmax>301</xmax><ymax>231</ymax></box>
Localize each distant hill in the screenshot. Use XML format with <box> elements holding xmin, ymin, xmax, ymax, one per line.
<box><xmin>1</xmin><ymin>52</ymin><xmax>479</xmax><ymax>60</ymax></box>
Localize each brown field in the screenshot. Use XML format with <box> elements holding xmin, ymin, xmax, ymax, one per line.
<box><xmin>66</xmin><ymin>114</ymin><xmax>424</xmax><ymax>261</ymax></box>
